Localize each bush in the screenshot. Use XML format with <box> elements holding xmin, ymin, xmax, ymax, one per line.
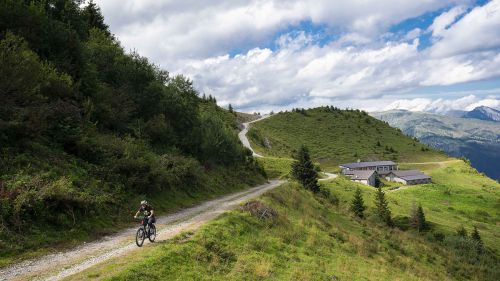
<box><xmin>318</xmin><ymin>186</ymin><xmax>339</xmax><ymax>206</ymax></box>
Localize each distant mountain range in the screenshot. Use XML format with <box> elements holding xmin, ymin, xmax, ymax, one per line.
<box><xmin>462</xmin><ymin>106</ymin><xmax>500</xmax><ymax>122</ymax></box>
<box><xmin>443</xmin><ymin>106</ymin><xmax>500</xmax><ymax>122</ymax></box>
<box><xmin>371</xmin><ymin>109</ymin><xmax>500</xmax><ymax>181</ymax></box>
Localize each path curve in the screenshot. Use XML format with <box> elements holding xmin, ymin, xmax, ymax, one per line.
<box><xmin>238</xmin><ymin>115</ymin><xmax>271</xmax><ymax>157</ymax></box>
<box><xmin>319</xmin><ymin>172</ymin><xmax>338</xmax><ymax>181</ymax></box>
<box><xmin>0</xmin><ymin>180</ymin><xmax>284</xmax><ymax>281</ymax></box>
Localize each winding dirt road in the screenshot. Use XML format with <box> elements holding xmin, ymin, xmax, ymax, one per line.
<box><xmin>0</xmin><ymin>180</ymin><xmax>284</xmax><ymax>281</ymax></box>
<box><xmin>237</xmin><ymin>114</ymin><xmax>271</xmax><ymax>157</ymax></box>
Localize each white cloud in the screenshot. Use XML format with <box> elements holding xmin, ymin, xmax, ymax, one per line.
<box><xmin>428</xmin><ymin>5</ymin><xmax>467</xmax><ymax>38</ymax></box>
<box><xmin>430</xmin><ymin>0</ymin><xmax>500</xmax><ymax>57</ymax></box>
<box><xmin>92</xmin><ymin>0</ymin><xmax>500</xmax><ymax>112</ymax></box>
<box><xmin>95</xmin><ymin>0</ymin><xmax>469</xmax><ymax>63</ymax></box>
<box><xmin>383</xmin><ymin>95</ymin><xmax>500</xmax><ymax>113</ymax></box>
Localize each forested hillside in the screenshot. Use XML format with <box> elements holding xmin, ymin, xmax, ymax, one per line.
<box><xmin>248</xmin><ymin>107</ymin><xmax>447</xmax><ymax>168</ymax></box>
<box><xmin>0</xmin><ymin>0</ymin><xmax>264</xmax><ymax>264</ymax></box>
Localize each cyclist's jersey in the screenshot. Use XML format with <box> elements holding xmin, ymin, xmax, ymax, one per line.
<box><xmin>139</xmin><ymin>205</ymin><xmax>154</xmax><ymax>217</ymax></box>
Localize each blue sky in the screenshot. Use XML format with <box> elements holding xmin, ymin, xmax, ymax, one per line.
<box><xmin>95</xmin><ymin>0</ymin><xmax>500</xmax><ymax>113</ymax></box>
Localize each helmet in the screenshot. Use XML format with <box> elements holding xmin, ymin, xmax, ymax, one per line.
<box><xmin>141</xmin><ymin>200</ymin><xmax>148</xmax><ymax>205</ymax></box>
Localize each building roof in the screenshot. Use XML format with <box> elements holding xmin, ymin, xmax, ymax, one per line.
<box><xmin>339</xmin><ymin>161</ymin><xmax>396</xmax><ymax>169</ymax></box>
<box><xmin>391</xmin><ymin>170</ymin><xmax>431</xmax><ymax>181</ymax></box>
<box><xmin>351</xmin><ymin>170</ymin><xmax>376</xmax><ymax>180</ymax></box>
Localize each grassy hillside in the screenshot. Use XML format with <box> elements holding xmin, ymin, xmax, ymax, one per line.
<box><xmin>248</xmin><ymin>107</ymin><xmax>448</xmax><ymax>168</ymax></box>
<box><xmin>71</xmin><ymin>160</ymin><xmax>499</xmax><ymax>281</ymax></box>
<box><xmin>0</xmin><ymin>0</ymin><xmax>265</xmax><ymax>265</ymax></box>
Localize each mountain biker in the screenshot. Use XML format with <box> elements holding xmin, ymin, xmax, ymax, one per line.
<box><xmin>134</xmin><ymin>200</ymin><xmax>155</xmax><ymax>230</ymax></box>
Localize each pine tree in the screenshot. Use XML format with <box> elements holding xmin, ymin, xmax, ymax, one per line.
<box><xmin>350</xmin><ymin>188</ymin><xmax>366</xmax><ymax>218</ymax></box>
<box><xmin>374</xmin><ymin>187</ymin><xmax>393</xmax><ymax>227</ymax></box>
<box><xmin>410</xmin><ymin>202</ymin><xmax>427</xmax><ymax>231</ymax></box>
<box><xmin>471</xmin><ymin>226</ymin><xmax>484</xmax><ymax>253</ymax></box>
<box><xmin>228</xmin><ymin>104</ymin><xmax>234</xmax><ymax>113</ymax></box>
<box><xmin>456</xmin><ymin>225</ymin><xmax>468</xmax><ymax>237</ymax></box>
<box><xmin>291</xmin><ymin>145</ymin><xmax>320</xmax><ymax>193</ymax></box>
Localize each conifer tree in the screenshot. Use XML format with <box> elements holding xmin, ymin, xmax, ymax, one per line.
<box><xmin>410</xmin><ymin>202</ymin><xmax>427</xmax><ymax>231</ymax></box>
<box><xmin>456</xmin><ymin>225</ymin><xmax>468</xmax><ymax>237</ymax></box>
<box><xmin>374</xmin><ymin>186</ymin><xmax>393</xmax><ymax>227</ymax></box>
<box><xmin>471</xmin><ymin>226</ymin><xmax>484</xmax><ymax>253</ymax></box>
<box><xmin>350</xmin><ymin>188</ymin><xmax>366</xmax><ymax>219</ymax></box>
<box><xmin>291</xmin><ymin>145</ymin><xmax>319</xmax><ymax>193</ymax></box>
<box><xmin>228</xmin><ymin>104</ymin><xmax>234</xmax><ymax>113</ymax></box>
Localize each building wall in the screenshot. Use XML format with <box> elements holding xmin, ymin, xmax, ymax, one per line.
<box><xmin>353</xmin><ymin>176</ymin><xmax>376</xmax><ymax>187</ymax></box>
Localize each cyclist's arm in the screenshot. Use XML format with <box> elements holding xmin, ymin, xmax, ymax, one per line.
<box><xmin>134</xmin><ymin>210</ymin><xmax>141</xmax><ymax>218</ymax></box>
<box><xmin>149</xmin><ymin>209</ymin><xmax>154</xmax><ymax>217</ymax></box>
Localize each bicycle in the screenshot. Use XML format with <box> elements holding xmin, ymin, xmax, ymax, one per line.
<box><xmin>135</xmin><ymin>216</ymin><xmax>156</xmax><ymax>247</ymax></box>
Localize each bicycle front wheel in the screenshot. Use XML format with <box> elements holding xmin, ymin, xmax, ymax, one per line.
<box><xmin>136</xmin><ymin>228</ymin><xmax>145</xmax><ymax>247</ymax></box>
<box><xmin>148</xmin><ymin>224</ymin><xmax>156</xmax><ymax>242</ymax></box>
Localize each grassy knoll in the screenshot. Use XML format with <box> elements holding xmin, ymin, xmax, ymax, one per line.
<box><xmin>71</xmin><ymin>159</ymin><xmax>499</xmax><ymax>281</ymax></box>
<box><xmin>247</xmin><ymin>107</ymin><xmax>448</xmax><ymax>169</ymax></box>
<box><xmin>255</xmin><ymin>157</ymin><xmax>294</xmax><ymax>179</ymax></box>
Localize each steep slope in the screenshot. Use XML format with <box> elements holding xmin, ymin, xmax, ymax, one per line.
<box><xmin>371</xmin><ymin>110</ymin><xmax>500</xmax><ymax>180</ymax></box>
<box><xmin>463</xmin><ymin>106</ymin><xmax>500</xmax><ymax>122</ymax></box>
<box><xmin>0</xmin><ymin>0</ymin><xmax>265</xmax><ymax>265</ymax></box>
<box><xmin>247</xmin><ymin>107</ymin><xmax>447</xmax><ymax>168</ymax></box>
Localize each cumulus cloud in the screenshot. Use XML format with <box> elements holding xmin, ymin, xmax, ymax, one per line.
<box><xmin>430</xmin><ymin>0</ymin><xmax>500</xmax><ymax>57</ymax></box>
<box><xmin>93</xmin><ymin>0</ymin><xmax>500</xmax><ymax>112</ymax></box>
<box><xmin>384</xmin><ymin>95</ymin><xmax>500</xmax><ymax>113</ymax></box>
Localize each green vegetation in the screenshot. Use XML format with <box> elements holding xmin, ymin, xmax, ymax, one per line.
<box><xmin>247</xmin><ymin>107</ymin><xmax>447</xmax><ymax>168</ymax></box>
<box><xmin>80</xmin><ymin>160</ymin><xmax>499</xmax><ymax>280</ymax></box>
<box><xmin>291</xmin><ymin>145</ymin><xmax>319</xmax><ymax>193</ymax></box>
<box><xmin>350</xmin><ymin>188</ymin><xmax>366</xmax><ymax>219</ymax></box>
<box><xmin>374</xmin><ymin>186</ymin><xmax>394</xmax><ymax>227</ymax></box>
<box><xmin>409</xmin><ymin>202</ymin><xmax>428</xmax><ymax>231</ymax></box>
<box><xmin>0</xmin><ymin>0</ymin><xmax>264</xmax><ymax>264</ymax></box>
<box><xmin>255</xmin><ymin>157</ymin><xmax>293</xmax><ymax>179</ymax></box>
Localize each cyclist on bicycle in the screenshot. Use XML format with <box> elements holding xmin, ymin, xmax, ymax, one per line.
<box><xmin>134</xmin><ymin>200</ymin><xmax>156</xmax><ymax>229</ymax></box>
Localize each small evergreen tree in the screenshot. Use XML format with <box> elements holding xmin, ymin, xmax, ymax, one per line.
<box><xmin>374</xmin><ymin>187</ymin><xmax>393</xmax><ymax>227</ymax></box>
<box><xmin>456</xmin><ymin>225</ymin><xmax>468</xmax><ymax>237</ymax></box>
<box><xmin>471</xmin><ymin>226</ymin><xmax>484</xmax><ymax>253</ymax></box>
<box><xmin>228</xmin><ymin>103</ymin><xmax>234</xmax><ymax>113</ymax></box>
<box><xmin>350</xmin><ymin>188</ymin><xmax>366</xmax><ymax>219</ymax></box>
<box><xmin>291</xmin><ymin>145</ymin><xmax>320</xmax><ymax>193</ymax></box>
<box><xmin>410</xmin><ymin>202</ymin><xmax>427</xmax><ymax>231</ymax></box>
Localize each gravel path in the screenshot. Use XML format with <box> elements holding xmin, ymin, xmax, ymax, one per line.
<box><xmin>0</xmin><ymin>180</ymin><xmax>284</xmax><ymax>281</ymax></box>
<box><xmin>237</xmin><ymin>115</ymin><xmax>271</xmax><ymax>157</ymax></box>
<box><xmin>319</xmin><ymin>172</ymin><xmax>338</xmax><ymax>181</ymax></box>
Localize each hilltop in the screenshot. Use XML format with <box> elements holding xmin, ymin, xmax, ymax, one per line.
<box><xmin>372</xmin><ymin>109</ymin><xmax>500</xmax><ymax>180</ymax></box>
<box><xmin>247</xmin><ymin>107</ymin><xmax>447</xmax><ymax>168</ymax></box>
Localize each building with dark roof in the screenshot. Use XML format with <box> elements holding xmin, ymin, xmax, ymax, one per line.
<box><xmin>385</xmin><ymin>170</ymin><xmax>431</xmax><ymax>185</ymax></box>
<box><xmin>340</xmin><ymin>161</ymin><xmax>397</xmax><ymax>174</ymax></box>
<box><xmin>349</xmin><ymin>170</ymin><xmax>377</xmax><ymax>186</ymax></box>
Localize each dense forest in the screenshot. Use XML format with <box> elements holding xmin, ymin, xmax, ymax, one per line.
<box><xmin>0</xmin><ymin>0</ymin><xmax>264</xmax><ymax>261</ymax></box>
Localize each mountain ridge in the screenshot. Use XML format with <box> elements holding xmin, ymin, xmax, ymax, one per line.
<box><xmin>371</xmin><ymin>109</ymin><xmax>500</xmax><ymax>180</ymax></box>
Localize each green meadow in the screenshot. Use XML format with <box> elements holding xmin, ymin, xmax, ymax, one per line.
<box><xmin>70</xmin><ymin>159</ymin><xmax>499</xmax><ymax>281</ymax></box>
<box><xmin>247</xmin><ymin>107</ymin><xmax>448</xmax><ymax>169</ymax></box>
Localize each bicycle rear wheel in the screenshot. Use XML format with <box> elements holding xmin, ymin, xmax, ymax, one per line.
<box><xmin>148</xmin><ymin>224</ymin><xmax>156</xmax><ymax>242</ymax></box>
<box><xmin>136</xmin><ymin>228</ymin><xmax>145</xmax><ymax>247</ymax></box>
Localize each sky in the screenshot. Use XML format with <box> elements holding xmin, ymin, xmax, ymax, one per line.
<box><xmin>94</xmin><ymin>0</ymin><xmax>500</xmax><ymax>113</ymax></box>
